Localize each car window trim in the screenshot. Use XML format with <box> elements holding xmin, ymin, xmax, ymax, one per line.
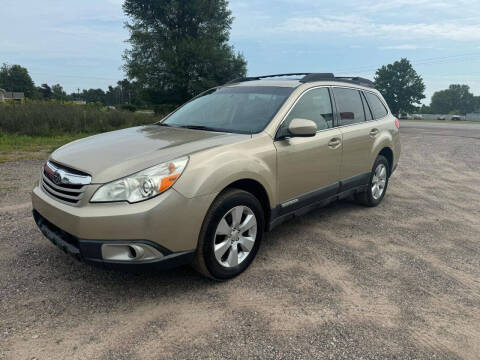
<box><xmin>330</xmin><ymin>86</ymin><xmax>391</xmax><ymax>129</ymax></box>
<box><xmin>274</xmin><ymin>85</ymin><xmax>392</xmax><ymax>136</ymax></box>
<box><xmin>274</xmin><ymin>85</ymin><xmax>336</xmax><ymax>140</ymax></box>
<box><xmin>360</xmin><ymin>91</ymin><xmax>374</xmax><ymax>121</ymax></box>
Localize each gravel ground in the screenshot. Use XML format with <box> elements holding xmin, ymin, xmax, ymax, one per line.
<box><xmin>1</xmin><ymin>122</ymin><xmax>479</xmax><ymax>359</ymax></box>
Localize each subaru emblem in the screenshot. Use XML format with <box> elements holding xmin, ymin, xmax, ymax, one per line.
<box><xmin>53</xmin><ymin>172</ymin><xmax>62</xmax><ymax>185</ymax></box>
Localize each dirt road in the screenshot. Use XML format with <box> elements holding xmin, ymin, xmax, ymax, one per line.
<box><xmin>1</xmin><ymin>122</ymin><xmax>479</xmax><ymax>359</ymax></box>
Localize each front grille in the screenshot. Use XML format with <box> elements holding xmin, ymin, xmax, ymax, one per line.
<box><xmin>41</xmin><ymin>161</ymin><xmax>91</xmax><ymax>205</ymax></box>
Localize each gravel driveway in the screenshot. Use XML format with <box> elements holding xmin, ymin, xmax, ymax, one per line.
<box><xmin>1</xmin><ymin>122</ymin><xmax>479</xmax><ymax>359</ymax></box>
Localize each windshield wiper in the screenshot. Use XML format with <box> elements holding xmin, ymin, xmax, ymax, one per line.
<box><xmin>177</xmin><ymin>125</ymin><xmax>226</xmax><ymax>132</ymax></box>
<box><xmin>157</xmin><ymin>122</ymin><xmax>171</xmax><ymax>127</ymax></box>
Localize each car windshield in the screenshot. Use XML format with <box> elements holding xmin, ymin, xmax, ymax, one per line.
<box><xmin>160</xmin><ymin>86</ymin><xmax>294</xmax><ymax>134</ymax></box>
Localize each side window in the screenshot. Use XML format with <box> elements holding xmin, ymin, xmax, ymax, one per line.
<box><xmin>284</xmin><ymin>87</ymin><xmax>333</xmax><ymax>131</ymax></box>
<box><xmin>332</xmin><ymin>88</ymin><xmax>366</xmax><ymax>126</ymax></box>
<box><xmin>364</xmin><ymin>92</ymin><xmax>388</xmax><ymax>119</ymax></box>
<box><xmin>361</xmin><ymin>92</ymin><xmax>373</xmax><ymax>121</ymax></box>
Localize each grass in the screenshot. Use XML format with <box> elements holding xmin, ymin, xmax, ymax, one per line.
<box><xmin>0</xmin><ymin>102</ymin><xmax>160</xmax><ymax>136</ymax></box>
<box><xmin>0</xmin><ymin>133</ymin><xmax>92</xmax><ymax>163</ymax></box>
<box><xmin>0</xmin><ymin>102</ymin><xmax>168</xmax><ymax>163</ymax></box>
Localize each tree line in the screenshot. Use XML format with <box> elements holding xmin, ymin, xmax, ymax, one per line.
<box><xmin>421</xmin><ymin>84</ymin><xmax>480</xmax><ymax>115</ymax></box>
<box><xmin>374</xmin><ymin>58</ymin><xmax>480</xmax><ymax>115</ymax></box>
<box><xmin>1</xmin><ymin>0</ymin><xmax>479</xmax><ymax>116</ymax></box>
<box><xmin>0</xmin><ymin>63</ymin><xmax>143</xmax><ymax>106</ymax></box>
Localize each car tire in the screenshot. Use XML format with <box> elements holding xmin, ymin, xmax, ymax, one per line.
<box><xmin>192</xmin><ymin>188</ymin><xmax>264</xmax><ymax>280</ymax></box>
<box><xmin>355</xmin><ymin>155</ymin><xmax>390</xmax><ymax>207</ymax></box>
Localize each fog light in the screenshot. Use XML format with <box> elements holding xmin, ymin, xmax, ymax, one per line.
<box><xmin>101</xmin><ymin>243</ymin><xmax>164</xmax><ymax>262</ymax></box>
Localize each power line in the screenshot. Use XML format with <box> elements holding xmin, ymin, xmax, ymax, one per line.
<box><xmin>334</xmin><ymin>51</ymin><xmax>480</xmax><ymax>75</ymax></box>
<box><xmin>28</xmin><ymin>51</ymin><xmax>480</xmax><ymax>83</ymax></box>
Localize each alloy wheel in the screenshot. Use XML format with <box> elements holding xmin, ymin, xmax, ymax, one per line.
<box><xmin>213</xmin><ymin>205</ymin><xmax>257</xmax><ymax>268</ymax></box>
<box><xmin>371</xmin><ymin>163</ymin><xmax>387</xmax><ymax>200</ymax></box>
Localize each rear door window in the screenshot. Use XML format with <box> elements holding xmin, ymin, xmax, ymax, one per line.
<box><xmin>332</xmin><ymin>88</ymin><xmax>366</xmax><ymax>126</ymax></box>
<box><xmin>364</xmin><ymin>92</ymin><xmax>388</xmax><ymax>119</ymax></box>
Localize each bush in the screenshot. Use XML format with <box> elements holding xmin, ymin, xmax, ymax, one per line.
<box><xmin>153</xmin><ymin>104</ymin><xmax>177</xmax><ymax>116</ymax></box>
<box><xmin>0</xmin><ymin>102</ymin><xmax>157</xmax><ymax>136</ymax></box>
<box><xmin>119</xmin><ymin>103</ymin><xmax>137</xmax><ymax>112</ymax></box>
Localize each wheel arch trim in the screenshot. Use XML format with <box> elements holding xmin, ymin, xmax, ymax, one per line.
<box><xmin>370</xmin><ymin>133</ymin><xmax>394</xmax><ymax>173</ymax></box>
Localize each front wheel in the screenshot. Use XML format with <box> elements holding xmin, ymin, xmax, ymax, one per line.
<box><xmin>193</xmin><ymin>189</ymin><xmax>264</xmax><ymax>280</ymax></box>
<box><xmin>355</xmin><ymin>155</ymin><xmax>389</xmax><ymax>207</ymax></box>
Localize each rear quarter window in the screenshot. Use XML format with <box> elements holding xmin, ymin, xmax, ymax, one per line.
<box><xmin>364</xmin><ymin>92</ymin><xmax>388</xmax><ymax>119</ymax></box>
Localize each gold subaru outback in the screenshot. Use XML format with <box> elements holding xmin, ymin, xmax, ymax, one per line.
<box><xmin>32</xmin><ymin>73</ymin><xmax>401</xmax><ymax>279</ymax></box>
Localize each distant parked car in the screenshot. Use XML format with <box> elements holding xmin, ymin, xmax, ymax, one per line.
<box><xmin>413</xmin><ymin>114</ymin><xmax>423</xmax><ymax>120</ymax></box>
<box><xmin>451</xmin><ymin>115</ymin><xmax>461</xmax><ymax>121</ymax></box>
<box><xmin>399</xmin><ymin>113</ymin><xmax>412</xmax><ymax>120</ymax></box>
<box><xmin>437</xmin><ymin>115</ymin><xmax>446</xmax><ymax>120</ymax></box>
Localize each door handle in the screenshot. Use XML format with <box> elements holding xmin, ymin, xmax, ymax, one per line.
<box><xmin>328</xmin><ymin>138</ymin><xmax>341</xmax><ymax>148</ymax></box>
<box><xmin>369</xmin><ymin>128</ymin><xmax>379</xmax><ymax>137</ymax></box>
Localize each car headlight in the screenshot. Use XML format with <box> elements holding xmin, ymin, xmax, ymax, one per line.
<box><xmin>90</xmin><ymin>156</ymin><xmax>189</xmax><ymax>203</ymax></box>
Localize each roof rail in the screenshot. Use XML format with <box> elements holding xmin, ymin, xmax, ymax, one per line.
<box><xmin>334</xmin><ymin>76</ymin><xmax>374</xmax><ymax>88</ymax></box>
<box><xmin>227</xmin><ymin>73</ymin><xmax>374</xmax><ymax>88</ymax></box>
<box><xmin>228</xmin><ymin>73</ymin><xmax>312</xmax><ymax>84</ymax></box>
<box><xmin>301</xmin><ymin>74</ymin><xmax>374</xmax><ymax>87</ymax></box>
<box><xmin>299</xmin><ymin>73</ymin><xmax>334</xmax><ymax>82</ymax></box>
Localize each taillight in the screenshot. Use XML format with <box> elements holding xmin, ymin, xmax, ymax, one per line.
<box><xmin>394</xmin><ymin>118</ymin><xmax>400</xmax><ymax>129</ymax></box>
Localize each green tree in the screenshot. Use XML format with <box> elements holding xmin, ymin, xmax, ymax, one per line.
<box><xmin>81</xmin><ymin>88</ymin><xmax>106</xmax><ymax>104</ymax></box>
<box><xmin>0</xmin><ymin>63</ymin><xmax>35</xmax><ymax>97</ymax></box>
<box><xmin>374</xmin><ymin>58</ymin><xmax>425</xmax><ymax>116</ymax></box>
<box><xmin>430</xmin><ymin>84</ymin><xmax>476</xmax><ymax>115</ymax></box>
<box><xmin>105</xmin><ymin>79</ymin><xmax>144</xmax><ymax>106</ymax></box>
<box><xmin>51</xmin><ymin>84</ymin><xmax>69</xmax><ymax>101</ymax></box>
<box><xmin>123</xmin><ymin>0</ymin><xmax>247</xmax><ymax>105</ymax></box>
<box><xmin>474</xmin><ymin>96</ymin><xmax>480</xmax><ymax>112</ymax></box>
<box><xmin>105</xmin><ymin>85</ymin><xmax>121</xmax><ymax>105</ymax></box>
<box><xmin>39</xmin><ymin>83</ymin><xmax>52</xmax><ymax>99</ymax></box>
<box><xmin>419</xmin><ymin>104</ymin><xmax>432</xmax><ymax>114</ymax></box>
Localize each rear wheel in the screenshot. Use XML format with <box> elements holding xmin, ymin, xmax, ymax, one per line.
<box><xmin>193</xmin><ymin>189</ymin><xmax>264</xmax><ymax>280</ymax></box>
<box><xmin>355</xmin><ymin>155</ymin><xmax>389</xmax><ymax>207</ymax></box>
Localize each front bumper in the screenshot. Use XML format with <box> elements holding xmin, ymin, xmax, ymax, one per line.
<box><xmin>33</xmin><ymin>210</ymin><xmax>194</xmax><ymax>270</ymax></box>
<box><xmin>32</xmin><ymin>184</ymin><xmax>217</xmax><ymax>255</ymax></box>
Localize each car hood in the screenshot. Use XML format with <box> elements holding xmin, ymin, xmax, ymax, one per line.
<box><xmin>50</xmin><ymin>125</ymin><xmax>248</xmax><ymax>183</ymax></box>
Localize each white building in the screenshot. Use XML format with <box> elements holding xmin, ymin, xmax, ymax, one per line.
<box><xmin>466</xmin><ymin>113</ymin><xmax>480</xmax><ymax>122</ymax></box>
<box><xmin>4</xmin><ymin>91</ymin><xmax>25</xmax><ymax>102</ymax></box>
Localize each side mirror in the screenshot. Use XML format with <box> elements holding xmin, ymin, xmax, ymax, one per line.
<box><xmin>287</xmin><ymin>118</ymin><xmax>317</xmax><ymax>137</ymax></box>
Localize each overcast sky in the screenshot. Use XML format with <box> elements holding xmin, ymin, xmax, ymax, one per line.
<box><xmin>1</xmin><ymin>0</ymin><xmax>480</xmax><ymax>102</ymax></box>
